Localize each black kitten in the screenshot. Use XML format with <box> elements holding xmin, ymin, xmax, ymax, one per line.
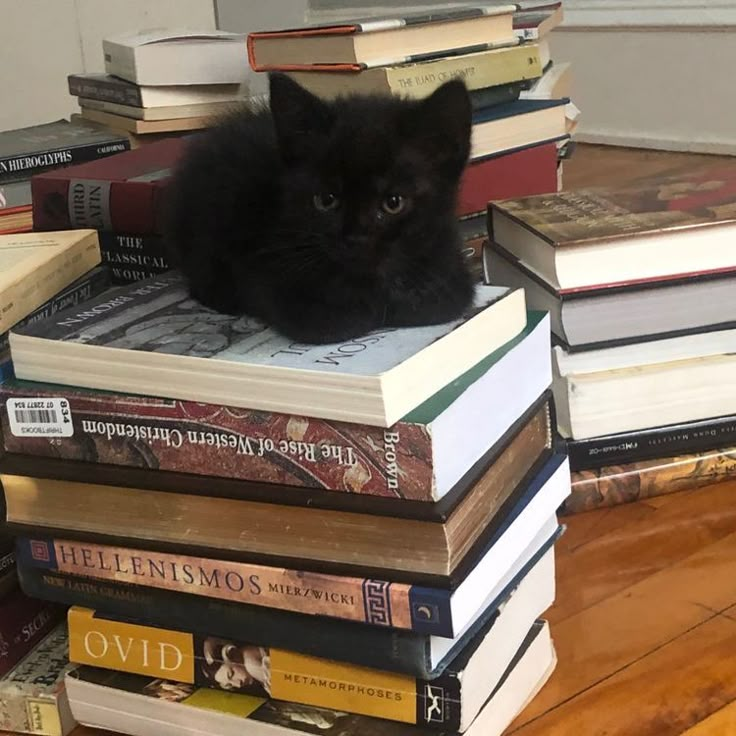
<box><xmin>165</xmin><ymin>73</ymin><xmax>474</xmax><ymax>344</ymax></box>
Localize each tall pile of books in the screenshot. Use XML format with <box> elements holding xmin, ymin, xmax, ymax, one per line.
<box><xmin>249</xmin><ymin>1</ymin><xmax>574</xmax><ymax>279</ymax></box>
<box><xmin>483</xmin><ymin>162</ymin><xmax>736</xmax><ymax>512</ymax></box>
<box><xmin>0</xmin><ymin>119</ymin><xmax>130</xmax><ymax>235</ymax></box>
<box><xmin>1</xmin><ymin>263</ymin><xmax>570</xmax><ymax>734</ymax></box>
<box><xmin>68</xmin><ymin>29</ymin><xmax>249</xmax><ymax>147</ymax></box>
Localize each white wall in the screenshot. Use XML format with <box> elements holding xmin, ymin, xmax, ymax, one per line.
<box><xmin>0</xmin><ymin>0</ymin><xmax>217</xmax><ymax>132</ymax></box>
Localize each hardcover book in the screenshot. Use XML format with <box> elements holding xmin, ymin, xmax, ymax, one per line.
<box><xmin>0</xmin><ymin>230</ymin><xmax>101</xmax><ymax>335</ymax></box>
<box><xmin>247</xmin><ymin>7</ymin><xmax>517</xmax><ymax>71</ymax></box>
<box><xmin>483</xmin><ymin>241</ymin><xmax>736</xmax><ymax>350</ymax></box>
<box><xmin>66</xmin><ymin>546</ymin><xmax>554</xmax><ymax>732</ymax></box>
<box><xmin>458</xmin><ymin>141</ymin><xmax>558</xmax><ymax>217</ymax></box>
<box><xmin>470</xmin><ymin>98</ymin><xmax>568</xmax><ymax>160</ymax></box>
<box><xmin>103</xmin><ymin>29</ymin><xmax>248</xmax><ymax>86</ymax></box>
<box><xmin>567</xmin><ymin>413</ymin><xmax>736</xmax><ymax>472</ymax></box>
<box><xmin>565</xmin><ymin>444</ymin><xmax>736</xmax><ymax>514</ymax></box>
<box><xmin>513</xmin><ymin>4</ymin><xmax>563</xmax><ymax>40</ymax></box>
<box><xmin>284</xmin><ymin>43</ymin><xmax>542</xmax><ymax>99</ymax></box>
<box><xmin>0</xmin><ymin>120</ymin><xmax>129</xmax><ymax>182</ymax></box>
<box><xmin>9</xmin><ymin>272</ymin><xmax>527</xmax><ymax>427</ymax></box>
<box><xmin>0</xmin><ymin>312</ymin><xmax>551</xmax><ymax>503</ymax></box>
<box><xmin>488</xmin><ymin>163</ymin><xmax>736</xmax><ymax>291</ymax></box>
<box><xmin>1</xmin><ymin>265</ymin><xmax>110</xmax><ymax>381</ymax></box>
<box><xmin>0</xmin><ymin>590</ymin><xmax>63</xmax><ymax>678</ymax></box>
<box><xmin>79</xmin><ymin>107</ymin><xmax>215</xmax><ymax>136</ymax></box>
<box><xmin>13</xmin><ymin>454</ymin><xmax>569</xmax><ymax>644</ymax></box>
<box><xmin>0</xmin><ymin>180</ymin><xmax>32</xmax><ymax>210</ymax></box>
<box><xmin>18</xmin><ymin>526</ymin><xmax>560</xmax><ymax>679</ymax></box>
<box><xmin>68</xmin><ymin>74</ymin><xmax>243</xmax><ymax>108</ymax></box>
<box><xmin>31</xmin><ymin>137</ymin><xmax>188</xmax><ymax>235</ymax></box>
<box><xmin>0</xmin><ymin>625</ymin><xmax>76</xmax><ymax>736</ymax></box>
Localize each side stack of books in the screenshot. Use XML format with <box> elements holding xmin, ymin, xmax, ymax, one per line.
<box><xmin>0</xmin><ymin>270</ymin><xmax>570</xmax><ymax>735</ymax></box>
<box><xmin>30</xmin><ymin>138</ymin><xmax>187</xmax><ymax>284</ymax></box>
<box><xmin>0</xmin><ymin>229</ymin><xmax>113</xmax><ymax>736</ymax></box>
<box><xmin>249</xmin><ymin>2</ymin><xmax>574</xmax><ymax>279</ymax></box>
<box><xmin>0</xmin><ymin>119</ymin><xmax>130</xmax><ymax>235</ymax></box>
<box><xmin>483</xmin><ymin>163</ymin><xmax>736</xmax><ymax>512</ymax></box>
<box><xmin>69</xmin><ymin>29</ymin><xmax>248</xmax><ymax>147</ymax></box>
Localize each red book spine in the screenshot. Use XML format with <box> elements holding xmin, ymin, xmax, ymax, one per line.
<box><xmin>0</xmin><ymin>590</ymin><xmax>63</xmax><ymax>677</ymax></box>
<box><xmin>456</xmin><ymin>141</ymin><xmax>559</xmax><ymax>217</ymax></box>
<box><xmin>31</xmin><ymin>178</ymin><xmax>167</xmax><ymax>234</ymax></box>
<box><xmin>0</xmin><ymin>383</ymin><xmax>438</xmax><ymax>500</ymax></box>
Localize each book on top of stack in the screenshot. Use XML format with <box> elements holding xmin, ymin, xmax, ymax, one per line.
<box><xmin>484</xmin><ymin>161</ymin><xmax>736</xmax><ymax>512</ymax></box>
<box><xmin>69</xmin><ymin>29</ymin><xmax>249</xmax><ymax>145</ymax></box>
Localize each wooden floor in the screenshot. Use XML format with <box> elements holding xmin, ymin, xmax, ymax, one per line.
<box><xmin>509</xmin><ymin>142</ymin><xmax>736</xmax><ymax>735</ymax></box>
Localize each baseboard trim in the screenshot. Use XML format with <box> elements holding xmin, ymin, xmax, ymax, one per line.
<box><xmin>576</xmin><ymin>130</ymin><xmax>736</xmax><ymax>156</ymax></box>
<box><xmin>563</xmin><ymin>1</ymin><xmax>736</xmax><ymax>29</ymax></box>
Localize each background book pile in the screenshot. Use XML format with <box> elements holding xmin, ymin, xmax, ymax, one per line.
<box><xmin>483</xmin><ymin>162</ymin><xmax>736</xmax><ymax>512</ymax></box>
<box><xmin>1</xmin><ymin>266</ymin><xmax>569</xmax><ymax>735</ymax></box>
<box><xmin>249</xmin><ymin>1</ymin><xmax>575</xmax><ymax>280</ymax></box>
<box><xmin>69</xmin><ymin>29</ymin><xmax>248</xmax><ymax>146</ymax></box>
<box><xmin>0</xmin><ymin>119</ymin><xmax>130</xmax><ymax>235</ymax></box>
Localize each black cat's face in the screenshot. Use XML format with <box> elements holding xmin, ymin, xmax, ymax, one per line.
<box><xmin>268</xmin><ymin>73</ymin><xmax>471</xmax><ymax>276</ymax></box>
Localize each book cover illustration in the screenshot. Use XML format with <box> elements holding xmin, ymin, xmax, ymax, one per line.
<box><xmin>16</xmin><ymin>272</ymin><xmax>510</xmax><ymax>377</ymax></box>
<box><xmin>68</xmin><ymin>607</ymin><xmax>464</xmax><ymax>728</ymax></box>
<box><xmin>492</xmin><ymin>163</ymin><xmax>736</xmax><ymax>245</ymax></box>
<box><xmin>564</xmin><ymin>444</ymin><xmax>736</xmax><ymax>513</ymax></box>
<box><xmin>0</xmin><ymin>624</ymin><xmax>73</xmax><ymax>736</ymax></box>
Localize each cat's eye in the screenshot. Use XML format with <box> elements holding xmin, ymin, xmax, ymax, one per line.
<box><xmin>313</xmin><ymin>193</ymin><xmax>340</xmax><ymax>211</ymax></box>
<box><xmin>382</xmin><ymin>194</ymin><xmax>406</xmax><ymax>215</ymax></box>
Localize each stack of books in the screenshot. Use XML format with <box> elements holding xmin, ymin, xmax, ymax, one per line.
<box><xmin>0</xmin><ymin>119</ymin><xmax>130</xmax><ymax>235</ymax></box>
<box><xmin>248</xmin><ymin>2</ymin><xmax>573</xmax><ymax>279</ymax></box>
<box><xmin>0</xmin><ymin>229</ymin><xmax>113</xmax><ymax>736</ymax></box>
<box><xmin>0</xmin><ymin>270</ymin><xmax>570</xmax><ymax>735</ymax></box>
<box><xmin>69</xmin><ymin>29</ymin><xmax>249</xmax><ymax>146</ymax></box>
<box><xmin>30</xmin><ymin>138</ymin><xmax>187</xmax><ymax>284</ymax></box>
<box><xmin>483</xmin><ymin>163</ymin><xmax>736</xmax><ymax>512</ymax></box>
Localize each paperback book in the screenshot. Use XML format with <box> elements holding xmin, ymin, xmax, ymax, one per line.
<box><xmin>64</xmin><ymin>621</ymin><xmax>555</xmax><ymax>736</ymax></box>
<box><xmin>9</xmin><ymin>272</ymin><xmax>527</xmax><ymax>427</ymax></box>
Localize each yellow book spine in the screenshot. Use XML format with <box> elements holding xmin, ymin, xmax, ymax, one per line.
<box><xmin>68</xmin><ymin>608</ymin><xmax>421</xmax><ymax>725</ymax></box>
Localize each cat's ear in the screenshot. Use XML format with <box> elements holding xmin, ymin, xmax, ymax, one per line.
<box><xmin>269</xmin><ymin>73</ymin><xmax>333</xmax><ymax>162</ymax></box>
<box><xmin>409</xmin><ymin>80</ymin><xmax>472</xmax><ymax>175</ymax></box>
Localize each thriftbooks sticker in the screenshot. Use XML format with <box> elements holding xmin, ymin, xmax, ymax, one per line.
<box><xmin>7</xmin><ymin>398</ymin><xmax>74</xmax><ymax>437</ymax></box>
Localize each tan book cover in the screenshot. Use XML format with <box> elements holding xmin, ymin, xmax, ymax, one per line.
<box><xmin>490</xmin><ymin>163</ymin><xmax>736</xmax><ymax>247</ymax></box>
<box><xmin>0</xmin><ymin>230</ymin><xmax>101</xmax><ymax>333</ymax></box>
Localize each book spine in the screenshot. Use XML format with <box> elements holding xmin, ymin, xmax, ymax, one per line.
<box><xmin>0</xmin><ymin>593</ymin><xmax>63</xmax><ymax>678</ymax></box>
<box><xmin>0</xmin><ymin>139</ymin><xmax>130</xmax><ymax>183</ymax></box>
<box><xmin>97</xmin><ymin>232</ymin><xmax>171</xmax><ymax>284</ymax></box>
<box><xmin>68</xmin><ymin>75</ymin><xmax>143</xmax><ymax>107</ymax></box>
<box><xmin>567</xmin><ymin>416</ymin><xmax>736</xmax><ymax>471</ymax></box>
<box><xmin>19</xmin><ymin>567</ymin><xmax>434</xmax><ymax>677</ymax></box>
<box><xmin>563</xmin><ymin>445</ymin><xmax>736</xmax><ymax>514</ymax></box>
<box><xmin>0</xmin><ymin>381</ymin><xmax>439</xmax><ymax>500</ymax></box>
<box><xmin>17</xmin><ymin>538</ymin><xmax>454</xmax><ymax>637</ymax></box>
<box><xmin>0</xmin><ymin>625</ymin><xmax>72</xmax><ymax>736</ymax></box>
<box><xmin>31</xmin><ymin>177</ymin><xmax>165</xmax><ymax>235</ymax></box>
<box><xmin>385</xmin><ymin>44</ymin><xmax>542</xmax><ymax>95</ymax></box>
<box><xmin>0</xmin><ymin>180</ymin><xmax>33</xmax><ymax>210</ymax></box>
<box><xmin>67</xmin><ymin>608</ymin><xmax>462</xmax><ymax>729</ymax></box>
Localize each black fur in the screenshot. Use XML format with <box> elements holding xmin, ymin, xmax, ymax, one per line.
<box><xmin>165</xmin><ymin>73</ymin><xmax>474</xmax><ymax>344</ymax></box>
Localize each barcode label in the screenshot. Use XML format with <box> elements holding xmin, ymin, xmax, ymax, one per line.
<box><xmin>7</xmin><ymin>398</ymin><xmax>74</xmax><ymax>438</ymax></box>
